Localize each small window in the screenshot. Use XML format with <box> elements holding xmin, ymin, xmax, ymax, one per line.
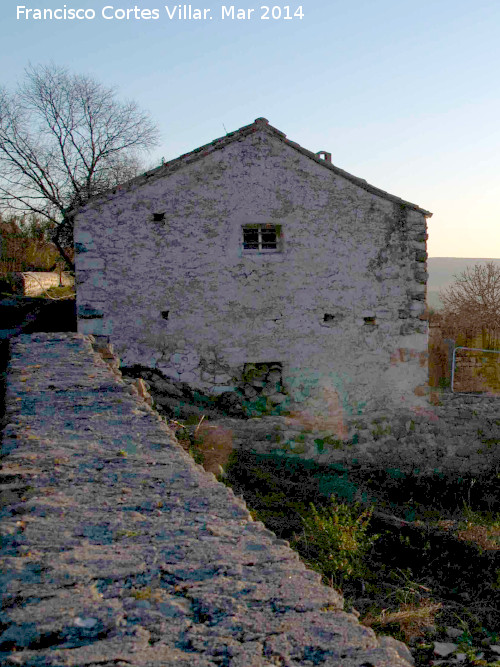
<box><xmin>243</xmin><ymin>224</ymin><xmax>280</xmax><ymax>252</ymax></box>
<box><xmin>153</xmin><ymin>212</ymin><xmax>165</xmax><ymax>222</ymax></box>
<box><xmin>364</xmin><ymin>316</ymin><xmax>376</xmax><ymax>325</ymax></box>
<box><xmin>323</xmin><ymin>314</ymin><xmax>335</xmax><ymax>322</ymax></box>
<box><xmin>161</xmin><ymin>310</ymin><xmax>169</xmax><ymax>320</ymax></box>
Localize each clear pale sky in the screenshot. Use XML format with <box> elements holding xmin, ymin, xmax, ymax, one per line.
<box><xmin>2</xmin><ymin>0</ymin><xmax>500</xmax><ymax>257</ymax></box>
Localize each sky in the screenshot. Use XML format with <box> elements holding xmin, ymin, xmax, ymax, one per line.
<box><xmin>2</xmin><ymin>0</ymin><xmax>500</xmax><ymax>257</ymax></box>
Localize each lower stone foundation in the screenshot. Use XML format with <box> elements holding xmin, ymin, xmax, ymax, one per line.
<box><xmin>105</xmin><ymin>338</ymin><xmax>500</xmax><ymax>476</ymax></box>
<box><xmin>214</xmin><ymin>392</ymin><xmax>500</xmax><ymax>475</ymax></box>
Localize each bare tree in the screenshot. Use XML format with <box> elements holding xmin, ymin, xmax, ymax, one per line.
<box><xmin>0</xmin><ymin>64</ymin><xmax>160</xmax><ymax>268</ymax></box>
<box><xmin>439</xmin><ymin>262</ymin><xmax>500</xmax><ymax>348</ymax></box>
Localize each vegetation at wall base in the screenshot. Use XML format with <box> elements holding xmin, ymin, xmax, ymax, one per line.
<box><xmin>33</xmin><ymin>285</ymin><xmax>75</xmax><ymax>300</ymax></box>
<box><xmin>177</xmin><ymin>443</ymin><xmax>500</xmax><ymax>667</ymax></box>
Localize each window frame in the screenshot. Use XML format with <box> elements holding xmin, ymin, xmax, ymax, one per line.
<box><xmin>242</xmin><ymin>224</ymin><xmax>282</xmax><ymax>253</ymax></box>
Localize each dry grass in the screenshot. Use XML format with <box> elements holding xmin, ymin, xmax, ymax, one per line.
<box><xmin>193</xmin><ymin>422</ymin><xmax>234</xmax><ymax>474</ymax></box>
<box><xmin>436</xmin><ymin>516</ymin><xmax>500</xmax><ymax>551</ymax></box>
<box><xmin>456</xmin><ymin>524</ymin><xmax>500</xmax><ymax>551</ymax></box>
<box><xmin>361</xmin><ymin>601</ymin><xmax>442</xmax><ymax>642</ymax></box>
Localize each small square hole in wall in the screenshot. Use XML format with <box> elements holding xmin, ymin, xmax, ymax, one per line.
<box><xmin>323</xmin><ymin>314</ymin><xmax>335</xmax><ymax>322</ymax></box>
<box><xmin>153</xmin><ymin>212</ymin><xmax>165</xmax><ymax>222</ymax></box>
<box><xmin>364</xmin><ymin>316</ymin><xmax>376</xmax><ymax>325</ymax></box>
<box><xmin>161</xmin><ymin>310</ymin><xmax>169</xmax><ymax>320</ymax></box>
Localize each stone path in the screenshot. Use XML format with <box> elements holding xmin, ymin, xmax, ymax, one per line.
<box><xmin>0</xmin><ymin>333</ymin><xmax>413</xmax><ymax>666</ymax></box>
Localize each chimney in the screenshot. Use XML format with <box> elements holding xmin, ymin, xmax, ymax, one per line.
<box><xmin>316</xmin><ymin>151</ymin><xmax>332</xmax><ymax>163</ymax></box>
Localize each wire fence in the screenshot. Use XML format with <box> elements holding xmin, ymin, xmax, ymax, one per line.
<box><xmin>451</xmin><ymin>346</ymin><xmax>500</xmax><ymax>394</ymax></box>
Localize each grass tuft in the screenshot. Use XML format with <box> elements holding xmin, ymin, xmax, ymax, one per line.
<box><xmin>362</xmin><ymin>601</ymin><xmax>442</xmax><ymax>642</ymax></box>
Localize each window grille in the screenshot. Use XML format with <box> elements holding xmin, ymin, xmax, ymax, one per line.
<box><xmin>243</xmin><ymin>225</ymin><xmax>280</xmax><ymax>251</ymax></box>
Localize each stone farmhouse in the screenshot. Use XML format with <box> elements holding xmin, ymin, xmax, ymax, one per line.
<box><xmin>73</xmin><ymin>117</ymin><xmax>432</xmax><ymax>425</ymax></box>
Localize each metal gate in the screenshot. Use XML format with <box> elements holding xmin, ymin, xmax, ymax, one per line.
<box><xmin>451</xmin><ymin>346</ymin><xmax>500</xmax><ymax>393</ymax></box>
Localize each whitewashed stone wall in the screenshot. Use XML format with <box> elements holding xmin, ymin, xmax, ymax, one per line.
<box><xmin>74</xmin><ymin>119</ymin><xmax>430</xmax><ymax>422</ymax></box>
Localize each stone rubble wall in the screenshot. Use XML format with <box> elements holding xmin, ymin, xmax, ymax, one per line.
<box><xmin>0</xmin><ymin>333</ymin><xmax>413</xmax><ymax>667</ymax></box>
<box><xmin>120</xmin><ymin>348</ymin><xmax>500</xmax><ymax>476</ymax></box>
<box><xmin>9</xmin><ymin>271</ymin><xmax>74</xmax><ymax>297</ymax></box>
<box><xmin>216</xmin><ymin>392</ymin><xmax>500</xmax><ymax>476</ymax></box>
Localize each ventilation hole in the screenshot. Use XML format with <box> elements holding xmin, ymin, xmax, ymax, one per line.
<box><xmin>323</xmin><ymin>314</ymin><xmax>335</xmax><ymax>322</ymax></box>
<box><xmin>161</xmin><ymin>311</ymin><xmax>169</xmax><ymax>320</ymax></box>
<box><xmin>364</xmin><ymin>317</ymin><xmax>376</xmax><ymax>325</ymax></box>
<box><xmin>153</xmin><ymin>212</ymin><xmax>165</xmax><ymax>221</ymax></box>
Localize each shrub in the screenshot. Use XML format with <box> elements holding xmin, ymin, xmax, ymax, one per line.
<box><xmin>291</xmin><ymin>495</ymin><xmax>379</xmax><ymax>585</ymax></box>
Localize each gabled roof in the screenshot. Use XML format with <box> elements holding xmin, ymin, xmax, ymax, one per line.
<box><xmin>74</xmin><ymin>117</ymin><xmax>432</xmax><ymax>217</ymax></box>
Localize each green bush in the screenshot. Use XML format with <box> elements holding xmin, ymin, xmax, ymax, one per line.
<box><xmin>292</xmin><ymin>495</ymin><xmax>379</xmax><ymax>585</ymax></box>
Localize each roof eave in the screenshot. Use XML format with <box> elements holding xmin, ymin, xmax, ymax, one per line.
<box><xmin>70</xmin><ymin>117</ymin><xmax>432</xmax><ymax>218</ymax></box>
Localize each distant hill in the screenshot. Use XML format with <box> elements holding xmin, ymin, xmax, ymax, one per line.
<box><xmin>427</xmin><ymin>258</ymin><xmax>500</xmax><ymax>310</ymax></box>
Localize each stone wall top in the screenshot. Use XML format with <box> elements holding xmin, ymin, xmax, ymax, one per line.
<box><xmin>0</xmin><ymin>333</ymin><xmax>413</xmax><ymax>666</ymax></box>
